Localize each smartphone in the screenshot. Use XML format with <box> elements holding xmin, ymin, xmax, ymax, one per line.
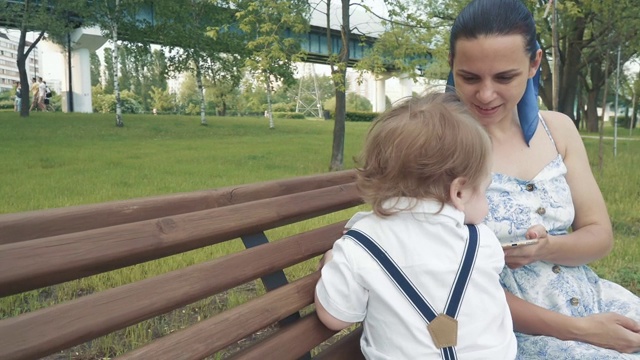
<box><xmin>501</xmin><ymin>239</ymin><xmax>539</xmax><ymax>249</ymax></box>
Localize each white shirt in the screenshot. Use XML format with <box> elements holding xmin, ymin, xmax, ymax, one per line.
<box><xmin>316</xmin><ymin>199</ymin><xmax>516</xmax><ymax>359</ymax></box>
<box><xmin>38</xmin><ymin>82</ymin><xmax>46</xmax><ymax>98</ymax></box>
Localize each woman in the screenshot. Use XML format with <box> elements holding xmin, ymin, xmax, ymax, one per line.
<box><xmin>448</xmin><ymin>0</ymin><xmax>640</xmax><ymax>358</ymax></box>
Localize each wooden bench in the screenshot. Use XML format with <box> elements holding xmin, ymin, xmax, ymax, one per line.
<box><xmin>0</xmin><ymin>170</ymin><xmax>367</xmax><ymax>360</ymax></box>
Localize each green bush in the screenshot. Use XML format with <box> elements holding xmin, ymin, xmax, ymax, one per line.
<box><xmin>0</xmin><ymin>99</ymin><xmax>13</xmax><ymax>110</ymax></box>
<box><xmin>272</xmin><ymin>112</ymin><xmax>305</xmax><ymax>119</ymax></box>
<box><xmin>324</xmin><ymin>93</ymin><xmax>373</xmax><ymax>115</ymax></box>
<box><xmin>271</xmin><ymin>102</ymin><xmax>297</xmax><ymax>112</ymax></box>
<box><xmin>345</xmin><ymin>111</ymin><xmax>379</xmax><ymax>122</ymax></box>
<box><xmin>93</xmin><ymin>90</ymin><xmax>144</xmax><ymax>114</ymax></box>
<box><xmin>609</xmin><ymin>116</ymin><xmax>632</xmax><ymax>128</ymax></box>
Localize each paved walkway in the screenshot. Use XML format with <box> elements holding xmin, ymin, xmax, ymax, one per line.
<box><xmin>581</xmin><ymin>135</ymin><xmax>639</xmax><ymax>141</ymax></box>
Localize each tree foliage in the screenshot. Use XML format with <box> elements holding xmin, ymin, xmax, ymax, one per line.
<box><xmin>152</xmin><ymin>0</ymin><xmax>245</xmax><ymax>125</ymax></box>
<box><xmin>90</xmin><ymin>51</ymin><xmax>101</xmax><ymax>86</ymax></box>
<box><xmin>235</xmin><ymin>0</ymin><xmax>310</xmax><ymax>129</ymax></box>
<box><xmin>86</xmin><ymin>0</ymin><xmax>151</xmax><ymax>127</ymax></box>
<box><xmin>0</xmin><ymin>0</ymin><xmax>92</xmax><ymax>117</ymax></box>
<box><xmin>533</xmin><ymin>0</ymin><xmax>640</xmax><ymax>131</ymax></box>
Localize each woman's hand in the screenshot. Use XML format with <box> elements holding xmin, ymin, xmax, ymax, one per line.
<box><xmin>570</xmin><ymin>313</ymin><xmax>640</xmax><ymax>353</ymax></box>
<box><xmin>504</xmin><ymin>224</ymin><xmax>550</xmax><ymax>269</ymax></box>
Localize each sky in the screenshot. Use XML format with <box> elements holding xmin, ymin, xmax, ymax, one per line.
<box><xmin>308</xmin><ymin>0</ymin><xmax>388</xmax><ymax>35</ymax></box>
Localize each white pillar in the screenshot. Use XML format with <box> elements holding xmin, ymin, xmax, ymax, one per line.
<box><xmin>399</xmin><ymin>74</ymin><xmax>413</xmax><ymax>100</ymax></box>
<box><xmin>375</xmin><ymin>75</ymin><xmax>388</xmax><ymax>113</ymax></box>
<box><xmin>71</xmin><ymin>47</ymin><xmax>93</xmax><ymax>113</ymax></box>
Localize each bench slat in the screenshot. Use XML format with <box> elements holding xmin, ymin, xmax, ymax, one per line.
<box><xmin>314</xmin><ymin>327</ymin><xmax>364</xmax><ymax>360</ymax></box>
<box><xmin>0</xmin><ymin>222</ymin><xmax>343</xmax><ymax>360</ymax></box>
<box><xmin>0</xmin><ymin>170</ymin><xmax>356</xmax><ymax>244</ymax></box>
<box><xmin>227</xmin><ymin>313</ymin><xmax>337</xmax><ymax>360</ymax></box>
<box><xmin>116</xmin><ymin>273</ymin><xmax>321</xmax><ymax>360</ymax></box>
<box><xmin>0</xmin><ymin>184</ymin><xmax>361</xmax><ymax>297</ymax></box>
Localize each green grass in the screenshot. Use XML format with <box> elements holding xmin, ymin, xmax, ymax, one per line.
<box><xmin>0</xmin><ymin>112</ymin><xmax>369</xmax><ymax>213</ymax></box>
<box><xmin>582</xmin><ymin>134</ymin><xmax>640</xmax><ymax>295</ymax></box>
<box><xmin>0</xmin><ymin>112</ymin><xmax>638</xmax><ymax>358</ymax></box>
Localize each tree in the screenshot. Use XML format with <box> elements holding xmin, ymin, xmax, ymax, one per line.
<box><xmin>87</xmin><ymin>0</ymin><xmax>151</xmax><ymax>127</ymax></box>
<box><xmin>149</xmin><ymin>49</ymin><xmax>168</xmax><ymax>92</ymax></box>
<box><xmin>149</xmin><ymin>86</ymin><xmax>175</xmax><ymax>113</ymax></box>
<box><xmin>532</xmin><ymin>0</ymin><xmax>640</xmax><ymax>131</ymax></box>
<box><xmin>155</xmin><ymin>0</ymin><xmax>245</xmax><ymax>125</ymax></box>
<box><xmin>324</xmin><ymin>92</ymin><xmax>372</xmax><ymax>113</ymax></box>
<box><xmin>204</xmin><ymin>54</ymin><xmax>245</xmax><ymax>116</ymax></box>
<box><xmin>177</xmin><ymin>72</ymin><xmax>200</xmax><ymax>114</ymax></box>
<box><xmin>321</xmin><ymin>0</ymin><xmax>350</xmax><ymax>170</ymax></box>
<box><xmin>102</xmin><ymin>47</ymin><xmax>115</xmax><ymax>93</ymax></box>
<box><xmin>236</xmin><ymin>0</ymin><xmax>310</xmax><ymax>129</ymax></box>
<box><xmin>90</xmin><ymin>51</ymin><xmax>101</xmax><ymax>86</ymax></box>
<box><xmin>0</xmin><ymin>0</ymin><xmax>91</xmax><ymax>117</ymax></box>
<box><xmin>313</xmin><ymin>0</ymin><xmax>438</xmax><ymax>170</ymax></box>
<box><xmin>118</xmin><ymin>46</ymin><xmax>133</xmax><ymax>92</ymax></box>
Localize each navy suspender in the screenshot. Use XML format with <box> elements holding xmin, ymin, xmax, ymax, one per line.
<box><xmin>345</xmin><ymin>224</ymin><xmax>479</xmax><ymax>360</ymax></box>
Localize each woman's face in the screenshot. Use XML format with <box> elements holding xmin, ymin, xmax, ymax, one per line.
<box><xmin>451</xmin><ymin>34</ymin><xmax>540</xmax><ymax>127</ymax></box>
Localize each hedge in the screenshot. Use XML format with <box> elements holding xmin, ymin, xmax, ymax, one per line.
<box><xmin>272</xmin><ymin>112</ymin><xmax>306</xmax><ymax>119</ymax></box>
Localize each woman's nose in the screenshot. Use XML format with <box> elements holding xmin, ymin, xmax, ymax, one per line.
<box><xmin>476</xmin><ymin>82</ymin><xmax>495</xmax><ymax>103</ymax></box>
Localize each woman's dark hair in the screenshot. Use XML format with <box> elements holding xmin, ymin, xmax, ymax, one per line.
<box><xmin>450</xmin><ymin>0</ymin><xmax>537</xmax><ymax>62</ymax></box>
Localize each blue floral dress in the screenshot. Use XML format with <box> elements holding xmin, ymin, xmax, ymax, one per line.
<box><xmin>484</xmin><ymin>115</ymin><xmax>640</xmax><ymax>359</ymax></box>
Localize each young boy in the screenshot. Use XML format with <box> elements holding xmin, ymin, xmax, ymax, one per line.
<box><xmin>315</xmin><ymin>92</ymin><xmax>516</xmax><ymax>359</ymax></box>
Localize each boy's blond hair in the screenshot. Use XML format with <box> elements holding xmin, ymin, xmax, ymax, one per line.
<box><xmin>356</xmin><ymin>91</ymin><xmax>492</xmax><ymax>216</ymax></box>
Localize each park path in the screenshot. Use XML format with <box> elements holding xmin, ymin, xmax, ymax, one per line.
<box><xmin>582</xmin><ymin>135</ymin><xmax>639</xmax><ymax>141</ymax></box>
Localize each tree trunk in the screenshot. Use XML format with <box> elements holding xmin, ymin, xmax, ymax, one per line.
<box><xmin>576</xmin><ymin>81</ymin><xmax>584</xmax><ymax>130</ymax></box>
<box><xmin>328</xmin><ymin>0</ymin><xmax>350</xmax><ymax>172</ymax></box>
<box><xmin>632</xmin><ymin>89</ymin><xmax>637</xmax><ymax>130</ymax></box>
<box><xmin>584</xmin><ymin>59</ymin><xmax>608</xmax><ymax>133</ymax></box>
<box><xmin>598</xmin><ymin>63</ymin><xmax>609</xmax><ymax>174</ymax></box>
<box><xmin>557</xmin><ymin>17</ymin><xmax>585</xmax><ymax>121</ymax></box>
<box><xmin>16</xmin><ymin>28</ymin><xmax>44</xmax><ymax>117</ymax></box>
<box><xmin>195</xmin><ymin>60</ymin><xmax>207</xmax><ymax>126</ymax></box>
<box><xmin>112</xmin><ymin>10</ymin><xmax>123</xmax><ymax>127</ymax></box>
<box><xmin>539</xmin><ymin>16</ymin><xmax>585</xmax><ymax>121</ymax></box>
<box><xmin>266</xmin><ymin>76</ymin><xmax>275</xmax><ymax>129</ymax></box>
<box><xmin>538</xmin><ymin>42</ymin><xmax>553</xmax><ymax>110</ymax></box>
<box><xmin>16</xmin><ymin>47</ymin><xmax>30</xmax><ymax>117</ymax></box>
<box><xmin>585</xmin><ymin>89</ymin><xmax>599</xmax><ymax>133</ymax></box>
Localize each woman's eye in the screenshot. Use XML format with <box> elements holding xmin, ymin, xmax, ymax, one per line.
<box><xmin>496</xmin><ymin>76</ymin><xmax>514</xmax><ymax>83</ymax></box>
<box><xmin>461</xmin><ymin>76</ymin><xmax>479</xmax><ymax>83</ymax></box>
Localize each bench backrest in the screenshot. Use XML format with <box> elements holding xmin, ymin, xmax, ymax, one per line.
<box><xmin>0</xmin><ymin>170</ymin><xmax>365</xmax><ymax>360</ymax></box>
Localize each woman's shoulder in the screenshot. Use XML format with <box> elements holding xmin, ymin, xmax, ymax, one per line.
<box><xmin>540</xmin><ymin>110</ymin><xmax>576</xmax><ymax>131</ymax></box>
<box><xmin>539</xmin><ymin>110</ymin><xmax>582</xmax><ymax>153</ymax></box>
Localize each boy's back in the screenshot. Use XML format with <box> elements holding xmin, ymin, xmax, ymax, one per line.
<box><xmin>316</xmin><ymin>200</ymin><xmax>516</xmax><ymax>359</ymax></box>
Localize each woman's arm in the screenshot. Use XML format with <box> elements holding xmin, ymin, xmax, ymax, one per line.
<box><xmin>537</xmin><ymin>111</ymin><xmax>613</xmax><ymax>266</ymax></box>
<box><xmin>506</xmin><ymin>291</ymin><xmax>640</xmax><ymax>353</ymax></box>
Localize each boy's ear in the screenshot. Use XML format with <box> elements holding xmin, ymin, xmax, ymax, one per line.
<box><xmin>449</xmin><ymin>177</ymin><xmax>468</xmax><ymax>211</ymax></box>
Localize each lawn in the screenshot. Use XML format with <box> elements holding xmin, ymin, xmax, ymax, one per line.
<box><xmin>0</xmin><ymin>111</ymin><xmax>638</xmax><ymax>358</ymax></box>
<box><xmin>0</xmin><ymin>112</ymin><xmax>369</xmax><ymax>213</ymax></box>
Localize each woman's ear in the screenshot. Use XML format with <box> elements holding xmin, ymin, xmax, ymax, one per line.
<box><xmin>529</xmin><ymin>49</ymin><xmax>542</xmax><ymax>78</ymax></box>
<box><xmin>449</xmin><ymin>177</ymin><xmax>468</xmax><ymax>211</ymax></box>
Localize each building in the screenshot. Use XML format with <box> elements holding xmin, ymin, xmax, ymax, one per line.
<box><xmin>0</xmin><ymin>31</ymin><xmax>40</xmax><ymax>93</ymax></box>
